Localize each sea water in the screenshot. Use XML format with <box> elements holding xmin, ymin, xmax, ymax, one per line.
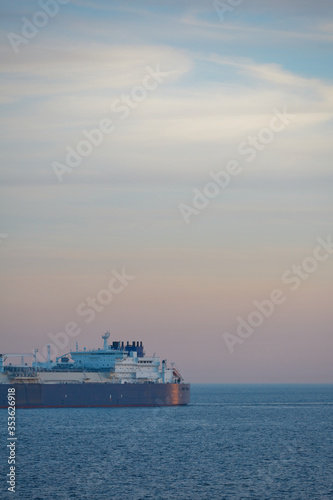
<box><xmin>1</xmin><ymin>384</ymin><xmax>332</xmax><ymax>499</ymax></box>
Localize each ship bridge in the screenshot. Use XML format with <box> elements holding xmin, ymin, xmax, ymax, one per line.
<box><xmin>68</xmin><ymin>333</ymin><xmax>144</xmax><ymax>371</ymax></box>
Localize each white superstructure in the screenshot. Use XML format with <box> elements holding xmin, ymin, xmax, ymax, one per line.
<box><xmin>113</xmin><ymin>351</ymin><xmax>182</xmax><ymax>384</ymax></box>
<box><xmin>0</xmin><ymin>333</ymin><xmax>184</xmax><ymax>385</ymax></box>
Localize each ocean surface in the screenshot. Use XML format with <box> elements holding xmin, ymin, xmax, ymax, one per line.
<box><xmin>1</xmin><ymin>384</ymin><xmax>332</xmax><ymax>499</ymax></box>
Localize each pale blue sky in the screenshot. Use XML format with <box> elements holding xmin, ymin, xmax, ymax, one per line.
<box><xmin>0</xmin><ymin>0</ymin><xmax>332</xmax><ymax>382</ymax></box>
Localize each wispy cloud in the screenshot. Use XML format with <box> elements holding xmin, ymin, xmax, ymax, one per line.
<box><xmin>1</xmin><ymin>0</ymin><xmax>333</xmax><ymax>381</ymax></box>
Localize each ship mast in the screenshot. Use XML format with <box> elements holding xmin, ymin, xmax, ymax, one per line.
<box><xmin>102</xmin><ymin>332</ymin><xmax>110</xmax><ymax>350</ymax></box>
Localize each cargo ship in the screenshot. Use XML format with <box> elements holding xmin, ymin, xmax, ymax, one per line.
<box><xmin>0</xmin><ymin>333</ymin><xmax>190</xmax><ymax>408</ymax></box>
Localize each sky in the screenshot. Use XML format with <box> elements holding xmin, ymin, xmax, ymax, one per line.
<box><xmin>0</xmin><ymin>0</ymin><xmax>332</xmax><ymax>383</ymax></box>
